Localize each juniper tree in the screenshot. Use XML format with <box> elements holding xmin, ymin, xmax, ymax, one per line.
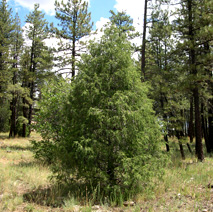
<box><xmin>43</xmin><ymin>25</ymin><xmax>165</xmax><ymax>200</ymax></box>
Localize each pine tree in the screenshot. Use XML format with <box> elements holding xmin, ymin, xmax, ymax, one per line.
<box><xmin>54</xmin><ymin>0</ymin><xmax>93</xmax><ymax>77</ymax></box>
<box><xmin>0</xmin><ymin>0</ymin><xmax>14</xmax><ymax>95</ymax></box>
<box><xmin>0</xmin><ymin>0</ymin><xmax>14</xmax><ymax>132</ymax></box>
<box><xmin>109</xmin><ymin>10</ymin><xmax>135</xmax><ymax>38</ymax></box>
<box><xmin>196</xmin><ymin>0</ymin><xmax>213</xmax><ymax>153</ymax></box>
<box><xmin>146</xmin><ymin>3</ymin><xmax>174</xmax><ymax>152</ymax></box>
<box><xmin>173</xmin><ymin>0</ymin><xmax>213</xmax><ymax>160</ymax></box>
<box><xmin>23</xmin><ymin>4</ymin><xmax>53</xmax><ymax>136</ymax></box>
<box><xmin>8</xmin><ymin>13</ymin><xmax>24</xmax><ymax>137</ymax></box>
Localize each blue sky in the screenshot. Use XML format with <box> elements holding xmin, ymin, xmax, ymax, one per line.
<box><xmin>7</xmin><ymin>0</ymin><xmax>145</xmax><ymax>32</ymax></box>
<box><xmin>8</xmin><ymin>0</ymin><xmax>117</xmax><ymax>29</ymax></box>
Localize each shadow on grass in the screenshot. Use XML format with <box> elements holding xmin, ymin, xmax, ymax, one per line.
<box><xmin>15</xmin><ymin>161</ymin><xmax>37</xmax><ymax>168</ymax></box>
<box><xmin>23</xmin><ymin>185</ymin><xmax>65</xmax><ymax>207</ymax></box>
<box><xmin>23</xmin><ymin>181</ymin><xmax>102</xmax><ymax>207</ymax></box>
<box><xmin>0</xmin><ymin>144</ymin><xmax>33</xmax><ymax>151</ymax></box>
<box><xmin>0</xmin><ymin>134</ymin><xmax>8</xmax><ymax>140</ymax></box>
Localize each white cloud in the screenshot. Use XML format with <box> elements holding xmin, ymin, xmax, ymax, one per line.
<box><xmin>80</xmin><ymin>17</ymin><xmax>110</xmax><ymax>42</ymax></box>
<box><xmin>13</xmin><ymin>0</ymin><xmax>90</xmax><ymax>16</ymax></box>
<box><xmin>14</xmin><ymin>0</ymin><xmax>55</xmax><ymax>15</ymax></box>
<box><xmin>95</xmin><ymin>17</ymin><xmax>110</xmax><ymax>31</ymax></box>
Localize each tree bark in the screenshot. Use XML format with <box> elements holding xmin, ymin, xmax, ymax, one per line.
<box><xmin>188</xmin><ymin>97</ymin><xmax>194</xmax><ymax>143</ymax></box>
<box><xmin>187</xmin><ymin>143</ymin><xmax>193</xmax><ymax>154</ymax></box>
<box><xmin>208</xmin><ymin>108</ymin><xmax>213</xmax><ymax>153</ymax></box>
<box><xmin>71</xmin><ymin>12</ymin><xmax>77</xmax><ymax>78</ymax></box>
<box><xmin>193</xmin><ymin>87</ymin><xmax>204</xmax><ymax>161</ymax></box>
<box><xmin>28</xmin><ymin>80</ymin><xmax>34</xmax><ymax>136</ymax></box>
<box><xmin>9</xmin><ymin>95</ymin><xmax>17</xmax><ymax>138</ymax></box>
<box><xmin>9</xmin><ymin>56</ymin><xmax>18</xmax><ymax>138</ymax></box>
<box><xmin>176</xmin><ymin>131</ymin><xmax>185</xmax><ymax>160</ymax></box>
<box><xmin>28</xmin><ymin>29</ymin><xmax>36</xmax><ymax>137</ymax></box>
<box><xmin>164</xmin><ymin>134</ymin><xmax>170</xmax><ymax>152</ymax></box>
<box><xmin>22</xmin><ymin>97</ymin><xmax>27</xmax><ymax>137</ymax></box>
<box><xmin>207</xmin><ymin>51</ymin><xmax>213</xmax><ymax>153</ymax></box>
<box><xmin>141</xmin><ymin>0</ymin><xmax>148</xmax><ymax>81</ymax></box>
<box><xmin>188</xmin><ymin>0</ymin><xmax>204</xmax><ymax>161</ymax></box>
<box><xmin>201</xmin><ymin>103</ymin><xmax>210</xmax><ymax>153</ymax></box>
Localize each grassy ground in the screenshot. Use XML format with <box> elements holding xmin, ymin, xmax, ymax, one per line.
<box><xmin>0</xmin><ymin>133</ymin><xmax>212</xmax><ymax>211</ymax></box>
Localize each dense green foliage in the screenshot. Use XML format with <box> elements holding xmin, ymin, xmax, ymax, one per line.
<box><xmin>0</xmin><ymin>0</ymin><xmax>14</xmax><ymax>132</ymax></box>
<box><xmin>32</xmin><ymin>78</ymin><xmax>70</xmax><ymax>164</ymax></box>
<box><xmin>33</xmin><ymin>26</ymin><xmax>166</xmax><ymax>201</ymax></box>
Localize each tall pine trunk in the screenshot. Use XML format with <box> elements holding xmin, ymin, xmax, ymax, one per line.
<box><xmin>9</xmin><ymin>58</ymin><xmax>18</xmax><ymax>138</ymax></box>
<box><xmin>28</xmin><ymin>81</ymin><xmax>34</xmax><ymax>136</ymax></box>
<box><xmin>208</xmin><ymin>76</ymin><xmax>213</xmax><ymax>153</ymax></box>
<box><xmin>22</xmin><ymin>97</ymin><xmax>27</xmax><ymax>137</ymax></box>
<box><xmin>188</xmin><ymin>0</ymin><xmax>203</xmax><ymax>161</ymax></box>
<box><xmin>9</xmin><ymin>95</ymin><xmax>17</xmax><ymax>138</ymax></box>
<box><xmin>141</xmin><ymin>0</ymin><xmax>147</xmax><ymax>81</ymax></box>
<box><xmin>193</xmin><ymin>88</ymin><xmax>204</xmax><ymax>161</ymax></box>
<box><xmin>201</xmin><ymin>103</ymin><xmax>210</xmax><ymax>153</ymax></box>
<box><xmin>71</xmin><ymin>33</ymin><xmax>76</xmax><ymax>78</ymax></box>
<box><xmin>176</xmin><ymin>131</ymin><xmax>185</xmax><ymax>160</ymax></box>
<box><xmin>208</xmin><ymin>107</ymin><xmax>213</xmax><ymax>153</ymax></box>
<box><xmin>28</xmin><ymin>32</ymin><xmax>36</xmax><ymax>136</ymax></box>
<box><xmin>188</xmin><ymin>97</ymin><xmax>194</xmax><ymax>143</ymax></box>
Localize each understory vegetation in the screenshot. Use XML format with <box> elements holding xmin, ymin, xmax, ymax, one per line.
<box><xmin>0</xmin><ymin>133</ymin><xmax>212</xmax><ymax>211</ymax></box>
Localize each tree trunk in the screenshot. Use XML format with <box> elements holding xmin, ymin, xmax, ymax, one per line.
<box><xmin>71</xmin><ymin>37</ymin><xmax>76</xmax><ymax>78</ymax></box>
<box><xmin>9</xmin><ymin>61</ymin><xmax>18</xmax><ymax>138</ymax></box>
<box><xmin>176</xmin><ymin>131</ymin><xmax>185</xmax><ymax>160</ymax></box>
<box><xmin>187</xmin><ymin>143</ymin><xmax>193</xmax><ymax>154</ymax></box>
<box><xmin>179</xmin><ymin>142</ymin><xmax>185</xmax><ymax>160</ymax></box>
<box><xmin>188</xmin><ymin>0</ymin><xmax>204</xmax><ymax>161</ymax></box>
<box><xmin>164</xmin><ymin>134</ymin><xmax>170</xmax><ymax>152</ymax></box>
<box><xmin>208</xmin><ymin>107</ymin><xmax>213</xmax><ymax>153</ymax></box>
<box><xmin>71</xmin><ymin>16</ymin><xmax>77</xmax><ymax>78</ymax></box>
<box><xmin>188</xmin><ymin>97</ymin><xmax>194</xmax><ymax>143</ymax></box>
<box><xmin>9</xmin><ymin>95</ymin><xmax>17</xmax><ymax>138</ymax></box>
<box><xmin>22</xmin><ymin>97</ymin><xmax>27</xmax><ymax>137</ymax></box>
<box><xmin>208</xmin><ymin>64</ymin><xmax>213</xmax><ymax>153</ymax></box>
<box><xmin>193</xmin><ymin>87</ymin><xmax>204</xmax><ymax>161</ymax></box>
<box><xmin>141</xmin><ymin>0</ymin><xmax>148</xmax><ymax>81</ymax></box>
<box><xmin>28</xmin><ymin>80</ymin><xmax>34</xmax><ymax>136</ymax></box>
<box><xmin>27</xmin><ymin>29</ymin><xmax>36</xmax><ymax>137</ymax></box>
<box><xmin>201</xmin><ymin>103</ymin><xmax>210</xmax><ymax>153</ymax></box>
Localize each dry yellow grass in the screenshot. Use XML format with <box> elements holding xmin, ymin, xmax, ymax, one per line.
<box><xmin>0</xmin><ymin>132</ymin><xmax>212</xmax><ymax>212</ymax></box>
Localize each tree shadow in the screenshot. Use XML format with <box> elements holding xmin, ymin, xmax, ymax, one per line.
<box><xmin>0</xmin><ymin>144</ymin><xmax>33</xmax><ymax>151</ymax></box>
<box><xmin>15</xmin><ymin>161</ymin><xmax>37</xmax><ymax>168</ymax></box>
<box><xmin>23</xmin><ymin>185</ymin><xmax>65</xmax><ymax>207</ymax></box>
<box><xmin>0</xmin><ymin>135</ymin><xmax>8</xmax><ymax>140</ymax></box>
<box><xmin>23</xmin><ymin>181</ymin><xmax>100</xmax><ymax>207</ymax></box>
